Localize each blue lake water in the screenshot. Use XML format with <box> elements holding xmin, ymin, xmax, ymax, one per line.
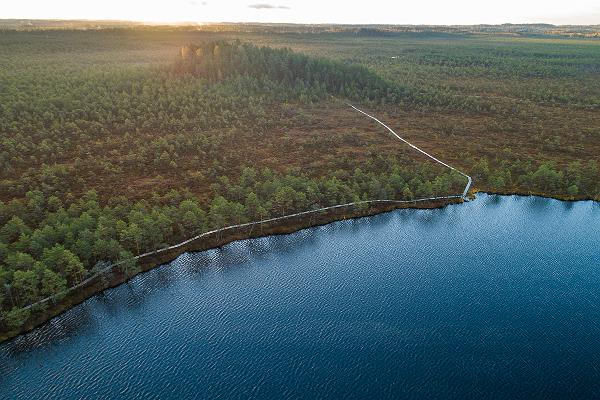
<box><xmin>1</xmin><ymin>194</ymin><xmax>600</xmax><ymax>399</ymax></box>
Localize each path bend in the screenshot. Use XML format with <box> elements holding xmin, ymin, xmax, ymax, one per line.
<box><xmin>18</xmin><ymin>105</ymin><xmax>472</xmax><ymax>313</ymax></box>
<box><xmin>348</xmin><ymin>104</ymin><xmax>472</xmax><ymax>199</ymax></box>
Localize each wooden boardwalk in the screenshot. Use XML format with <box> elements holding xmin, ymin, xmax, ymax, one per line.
<box><xmin>21</xmin><ymin>104</ymin><xmax>473</xmax><ymax>311</ymax></box>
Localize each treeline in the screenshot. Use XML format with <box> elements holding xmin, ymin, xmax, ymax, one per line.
<box><xmin>470</xmin><ymin>158</ymin><xmax>600</xmax><ymax>197</ymax></box>
<box><xmin>176</xmin><ymin>39</ymin><xmax>600</xmax><ymax>113</ymax></box>
<box><xmin>0</xmin><ymin>157</ymin><xmax>465</xmax><ymax>331</ymax></box>
<box><xmin>174</xmin><ymin>41</ymin><xmax>435</xmax><ymax>107</ymax></box>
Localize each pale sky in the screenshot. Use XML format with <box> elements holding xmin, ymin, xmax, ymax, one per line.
<box><xmin>3</xmin><ymin>0</ymin><xmax>600</xmax><ymax>25</ymax></box>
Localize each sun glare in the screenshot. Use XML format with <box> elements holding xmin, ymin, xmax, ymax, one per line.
<box><xmin>2</xmin><ymin>0</ymin><xmax>600</xmax><ymax>24</ymax></box>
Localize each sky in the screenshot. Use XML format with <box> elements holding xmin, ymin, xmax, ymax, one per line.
<box><xmin>2</xmin><ymin>0</ymin><xmax>600</xmax><ymax>25</ymax></box>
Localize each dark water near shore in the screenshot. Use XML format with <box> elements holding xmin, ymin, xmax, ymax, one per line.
<box><xmin>1</xmin><ymin>194</ymin><xmax>600</xmax><ymax>399</ymax></box>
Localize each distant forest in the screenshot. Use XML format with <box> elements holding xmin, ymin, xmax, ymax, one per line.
<box><xmin>175</xmin><ymin>41</ymin><xmax>507</xmax><ymax>113</ymax></box>
<box><xmin>1</xmin><ymin>20</ymin><xmax>599</xmax><ymax>37</ymax></box>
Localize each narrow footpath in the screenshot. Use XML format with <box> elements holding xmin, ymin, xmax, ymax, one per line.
<box><xmin>18</xmin><ymin>104</ymin><xmax>473</xmax><ymax>314</ymax></box>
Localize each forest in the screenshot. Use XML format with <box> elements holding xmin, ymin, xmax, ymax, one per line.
<box><xmin>0</xmin><ymin>27</ymin><xmax>599</xmax><ymax>335</ymax></box>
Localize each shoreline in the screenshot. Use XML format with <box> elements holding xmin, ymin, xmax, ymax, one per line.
<box><xmin>1</xmin><ymin>190</ymin><xmax>597</xmax><ymax>344</ymax></box>
<box><xmin>471</xmin><ymin>187</ymin><xmax>599</xmax><ymax>203</ymax></box>
<box><xmin>0</xmin><ymin>198</ymin><xmax>460</xmax><ymax>343</ymax></box>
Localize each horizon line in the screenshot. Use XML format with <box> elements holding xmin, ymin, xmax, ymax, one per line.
<box><xmin>2</xmin><ymin>18</ymin><xmax>600</xmax><ymax>27</ymax></box>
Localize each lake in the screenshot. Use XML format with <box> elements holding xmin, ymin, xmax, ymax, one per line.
<box><xmin>1</xmin><ymin>194</ymin><xmax>599</xmax><ymax>399</ymax></box>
